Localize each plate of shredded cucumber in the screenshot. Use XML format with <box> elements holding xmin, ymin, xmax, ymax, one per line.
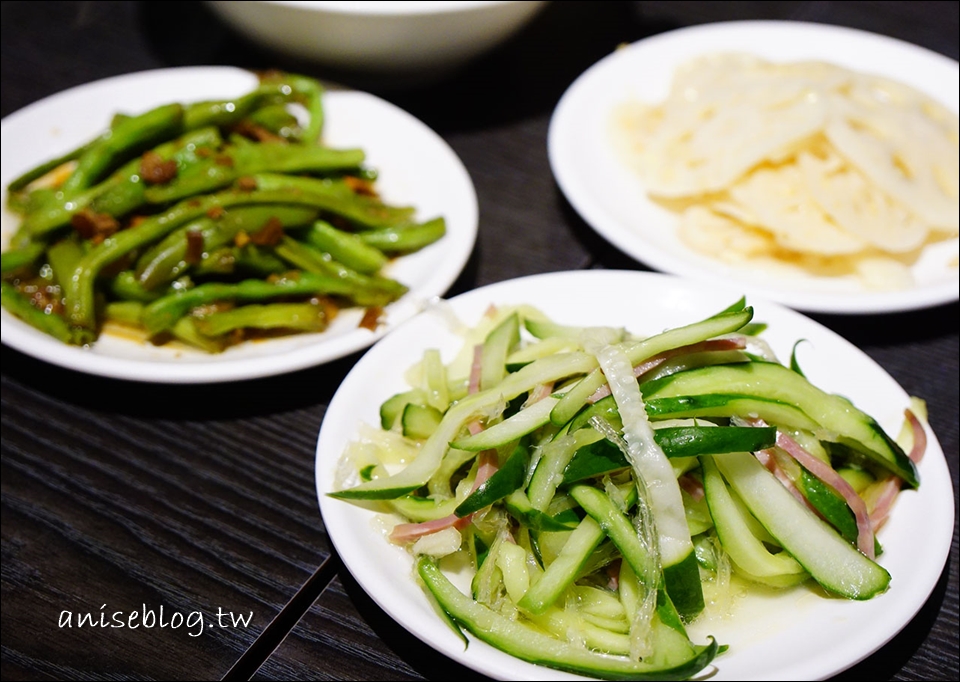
<box><xmin>316</xmin><ymin>270</ymin><xmax>953</xmax><ymax>681</ymax></box>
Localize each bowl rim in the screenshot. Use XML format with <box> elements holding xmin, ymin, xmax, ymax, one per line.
<box><xmin>255</xmin><ymin>0</ymin><xmax>533</xmax><ymax>17</ymax></box>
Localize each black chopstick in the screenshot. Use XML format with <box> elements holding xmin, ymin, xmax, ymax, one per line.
<box><xmin>222</xmin><ymin>551</ymin><xmax>342</xmax><ymax>680</ymax></box>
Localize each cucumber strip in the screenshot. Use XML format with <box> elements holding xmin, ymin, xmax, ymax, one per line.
<box><xmin>471</xmin><ymin>528</ymin><xmax>510</xmax><ymax>603</ymax></box>
<box><xmin>507</xmin><ymin>336</ymin><xmax>582</xmax><ymax>369</ymax></box>
<box><xmin>331</xmin><ymin>352</ymin><xmax>597</xmax><ymax>500</ymax></box>
<box><xmin>592</xmin><ymin>342</ymin><xmax>704</xmax><ymax>620</ymax></box>
<box><xmin>561</xmin><ymin>437</ymin><xmax>632</xmax><ymax>485</ymax></box>
<box><xmin>692</xmin><ymin>534</ymin><xmax>720</xmax><ymax>572</ymax></box>
<box><xmin>481</xmin><ymin>312</ymin><xmax>520</xmax><ymax>391</ymax></box>
<box><xmin>701</xmin><ymin>457</ymin><xmax>809</xmax><ymax>588</ymax></box>
<box><xmin>568</xmin><ymin>395</ymin><xmax>624</xmax><ymax>433</ymax></box>
<box><xmin>451</xmin><ymin>397</ymin><xmax>558</xmax><ymax>451</ymax></box>
<box><xmin>579</xmin><ymin>612</ymin><xmax>631</xmax><ymax>635</ymax></box>
<box><xmin>643</xmin><ymin>362</ymin><xmax>918</xmax><ymax>487</ymax></box>
<box><xmin>644</xmin><ymin>394</ymin><xmax>821</xmax><ymax>432</ymax></box>
<box><xmin>561</xmin><ymin>426</ymin><xmax>778</xmax><ymax>485</ymax></box>
<box><xmin>518</xmin><ymin>515</ymin><xmax>606</xmax><ymax>614</ymax></box>
<box><xmin>681</xmin><ymin>488</ymin><xmax>713</xmax><ymax>537</ymax></box>
<box><xmin>401</xmin><ymin>403</ymin><xmax>443</xmax><ymax>440</ymax></box>
<box><xmin>714</xmin><ymin>452</ymin><xmax>891</xmax><ymax>599</ymax></box>
<box><xmin>494</xmin><ymin>541</ymin><xmax>531</xmax><ymax>603</ymax></box>
<box><xmin>526</xmin><ymin>607</ymin><xmax>634</xmax><ymax>654</ymax></box>
<box><xmin>524</xmin><ymin>316</ymin><xmax>624</xmax><ymax>342</ymax></box>
<box><xmin>427</xmin><ymin>447</ymin><xmax>478</xmax><ymax>499</ymax></box>
<box><xmin>795</xmin><ymin>467</ymin><xmax>883</xmax><ymax>556</ymax></box>
<box><xmin>550</xmin><ymin>308</ymin><xmax>754</xmax><ymax>427</ymax></box>
<box><xmin>455</xmin><ymin>444</ymin><xmax>529</xmax><ymax>517</ymax></box>
<box><xmin>575</xmin><ymin>584</ymin><xmax>629</xmax><ymax>620</ymax></box>
<box><xmin>527</xmin><ymin>427</ymin><xmax>603</xmax><ymax>511</ymax></box>
<box><xmin>653</xmin><ymin>424</ymin><xmax>779</xmax><ymax>459</ymax></box>
<box><xmin>503</xmin><ymin>490</ymin><xmax>579</xmax><ymax>532</ymax></box>
<box><xmin>389</xmin><ymin>494</ymin><xmax>461</xmax><ymax>522</ymax></box>
<box><xmin>418</xmin><ymin>557</ymin><xmax>719</xmax><ymax>680</ymax></box>
<box><xmin>420</xmin><ymin>348</ymin><xmax>450</xmax><ymax>413</ymax></box>
<box><xmin>661</xmin><ymin>552</ymin><xmax>705</xmax><ymax>623</ymax></box>
<box><xmin>570</xmin><ymin>485</ymin><xmax>660</xmax><ymax>591</ymax></box>
<box><xmin>379</xmin><ymin>388</ymin><xmax>428</xmax><ymax>430</ymax></box>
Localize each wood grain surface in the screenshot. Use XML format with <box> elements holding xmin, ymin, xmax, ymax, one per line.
<box><xmin>2</xmin><ymin>2</ymin><xmax>957</xmax><ymax>680</ymax></box>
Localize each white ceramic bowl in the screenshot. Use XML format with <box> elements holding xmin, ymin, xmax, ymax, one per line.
<box><xmin>207</xmin><ymin>1</ymin><xmax>549</xmax><ymax>80</ymax></box>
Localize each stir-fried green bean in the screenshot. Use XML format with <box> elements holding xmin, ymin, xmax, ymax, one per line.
<box><xmin>1</xmin><ymin>71</ymin><xmax>446</xmax><ymax>353</ymax></box>
<box><xmin>20</xmin><ymin>127</ymin><xmax>223</xmax><ymax>237</ymax></box>
<box><xmin>134</xmin><ymin>205</ymin><xmax>319</xmax><ymax>290</ymax></box>
<box><xmin>60</xmin><ymin>103</ymin><xmax>186</xmax><ymax>195</ymax></box>
<box><xmin>143</xmin><ymin>145</ymin><xmax>366</xmax><ymax>204</ymax></box>
<box><xmin>303</xmin><ymin>220</ymin><xmax>388</xmax><ymax>274</ymax></box>
<box><xmin>0</xmin><ymin>281</ymin><xmax>76</xmax><ymax>344</ymax></box>
<box><xmin>0</xmin><ymin>243</ymin><xmax>45</xmax><ymax>276</ymax></box>
<box><xmin>192</xmin><ymin>302</ymin><xmax>329</xmax><ymax>337</ymax></box>
<box><xmin>140</xmin><ymin>272</ymin><xmax>398</xmax><ymax>335</ymax></box>
<box><xmin>359</xmin><ymin>217</ymin><xmax>448</xmax><ymax>254</ymax></box>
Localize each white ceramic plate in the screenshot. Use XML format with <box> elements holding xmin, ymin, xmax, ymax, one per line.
<box><xmin>548</xmin><ymin>21</ymin><xmax>960</xmax><ymax>314</ymax></box>
<box><xmin>0</xmin><ymin>66</ymin><xmax>478</xmax><ymax>382</ymax></box>
<box><xmin>316</xmin><ymin>270</ymin><xmax>954</xmax><ymax>681</ymax></box>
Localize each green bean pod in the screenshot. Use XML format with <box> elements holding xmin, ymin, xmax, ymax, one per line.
<box><xmin>143</xmin><ymin>144</ymin><xmax>365</xmax><ymax>205</ymax></box>
<box><xmin>303</xmin><ymin>220</ymin><xmax>388</xmax><ymax>274</ymax></box>
<box><xmin>45</xmin><ymin>238</ymin><xmax>84</xmax><ymax>288</ymax></box>
<box><xmin>140</xmin><ymin>272</ymin><xmax>397</xmax><ymax>335</ymax></box>
<box><xmin>273</xmin><ymin>236</ymin><xmax>407</xmax><ymax>301</ymax></box>
<box><xmin>136</xmin><ymin>205</ymin><xmax>319</xmax><ymax>289</ymax></box>
<box><xmin>63</xmin><ymin>187</ymin><xmax>327</xmax><ymax>332</ymax></box>
<box><xmin>23</xmin><ymin>127</ymin><xmax>223</xmax><ymax>237</ymax></box>
<box><xmin>0</xmin><ymin>281</ymin><xmax>75</xmax><ymax>344</ymax></box>
<box><xmin>252</xmin><ymin>173</ymin><xmax>416</xmax><ymax>229</ymax></box>
<box><xmin>0</xmin><ymin>243</ymin><xmax>45</xmax><ymax>276</ymax></box>
<box><xmin>247</xmin><ymin>104</ymin><xmax>302</xmax><ymax>140</ymax></box>
<box><xmin>359</xmin><ymin>217</ymin><xmax>446</xmax><ymax>254</ymax></box>
<box><xmin>193</xmin><ymin>302</ymin><xmax>329</xmax><ymax>336</ymax></box>
<box><xmin>109</xmin><ymin>270</ymin><xmax>166</xmax><ymax>303</ymax></box>
<box><xmin>60</xmin><ymin>103</ymin><xmax>185</xmax><ymax>194</ymax></box>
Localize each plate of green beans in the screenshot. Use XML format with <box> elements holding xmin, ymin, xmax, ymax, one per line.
<box><xmin>0</xmin><ymin>67</ymin><xmax>478</xmax><ymax>382</ymax></box>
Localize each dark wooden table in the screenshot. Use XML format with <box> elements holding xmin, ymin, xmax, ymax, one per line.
<box><xmin>1</xmin><ymin>2</ymin><xmax>957</xmax><ymax>680</ymax></box>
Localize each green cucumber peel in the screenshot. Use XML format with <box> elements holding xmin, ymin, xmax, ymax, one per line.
<box><xmin>569</xmin><ymin>485</ymin><xmax>660</xmax><ymax>592</ymax></box>
<box><xmin>561</xmin><ymin>426</ymin><xmax>778</xmax><ymax>485</ymax></box>
<box><xmin>417</xmin><ymin>557</ymin><xmax>719</xmax><ymax>681</ymax></box>
<box><xmin>455</xmin><ymin>444</ymin><xmax>529</xmax><ymax>517</ymax></box>
<box><xmin>334</xmin><ymin>352</ymin><xmax>597</xmax><ymax>500</ymax></box>
<box><xmin>379</xmin><ymin>388</ymin><xmax>428</xmax><ymax>430</ymax></box>
<box><xmin>518</xmin><ymin>515</ymin><xmax>606</xmax><ymax>614</ymax></box>
<box><xmin>701</xmin><ymin>456</ymin><xmax>808</xmax><ymax>588</ymax></box>
<box><xmin>549</xmin><ymin>307</ymin><xmax>754</xmax><ymax>427</ymax></box>
<box><xmin>480</xmin><ymin>312</ymin><xmax>521</xmax><ymax>392</ymax></box>
<box><xmin>642</xmin><ymin>362</ymin><xmax>918</xmax><ymax>487</ymax></box>
<box><xmin>401</xmin><ymin>403</ymin><xmax>444</xmax><ymax>440</ymax></box>
<box><xmin>645</xmin><ymin>394</ymin><xmax>822</xmax><ymax>431</ymax></box>
<box><xmin>714</xmin><ymin>452</ymin><xmax>891</xmax><ymax>599</ymax></box>
<box><xmin>503</xmin><ymin>490</ymin><xmax>579</xmax><ymax>532</ymax></box>
<box><xmin>389</xmin><ymin>494</ymin><xmax>461</xmax><ymax>522</ymax></box>
<box><xmin>451</xmin><ymin>396</ymin><xmax>557</xmax><ymax>451</ymax></box>
<box><xmin>713</xmin><ymin>296</ymin><xmax>747</xmax><ymax>315</ymax></box>
<box><xmin>789</xmin><ymin>339</ymin><xmax>809</xmax><ymax>377</ymax></box>
<box><xmin>796</xmin><ymin>468</ymin><xmax>882</xmax><ymax>556</ymax></box>
<box><xmin>661</xmin><ymin>551</ymin><xmax>705</xmax><ymax>623</ymax></box>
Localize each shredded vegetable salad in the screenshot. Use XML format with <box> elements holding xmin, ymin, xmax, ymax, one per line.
<box><xmin>330</xmin><ymin>297</ymin><xmax>925</xmax><ymax>680</ymax></box>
